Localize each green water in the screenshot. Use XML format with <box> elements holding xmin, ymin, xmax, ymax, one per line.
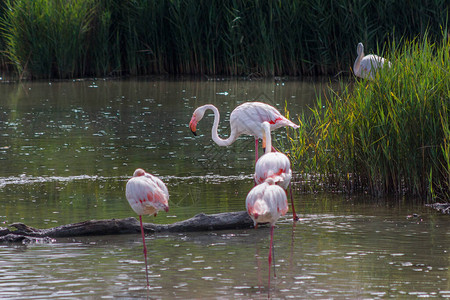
<box><xmin>0</xmin><ymin>78</ymin><xmax>448</xmax><ymax>299</ymax></box>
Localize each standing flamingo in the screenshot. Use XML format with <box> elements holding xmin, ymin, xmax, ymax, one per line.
<box><xmin>246</xmin><ymin>176</ymin><xmax>288</xmax><ymax>287</ymax></box>
<box><xmin>125</xmin><ymin>168</ymin><xmax>169</xmax><ymax>289</ymax></box>
<box><xmin>255</xmin><ymin>121</ymin><xmax>298</xmax><ymax>221</ymax></box>
<box><xmin>189</xmin><ymin>102</ymin><xmax>299</xmax><ymax>163</ymax></box>
<box><xmin>353</xmin><ymin>42</ymin><xmax>391</xmax><ymax>79</ymax></box>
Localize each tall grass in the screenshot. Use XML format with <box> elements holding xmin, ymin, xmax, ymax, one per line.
<box><xmin>0</xmin><ymin>0</ymin><xmax>449</xmax><ymax>78</ymax></box>
<box><xmin>1</xmin><ymin>0</ymin><xmax>95</xmax><ymax>78</ymax></box>
<box><xmin>285</xmin><ymin>36</ymin><xmax>450</xmax><ymax>201</ymax></box>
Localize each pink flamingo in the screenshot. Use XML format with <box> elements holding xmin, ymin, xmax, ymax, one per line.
<box><xmin>189</xmin><ymin>102</ymin><xmax>299</xmax><ymax>163</ymax></box>
<box><xmin>246</xmin><ymin>176</ymin><xmax>288</xmax><ymax>287</ymax></box>
<box><xmin>125</xmin><ymin>168</ymin><xmax>169</xmax><ymax>288</ymax></box>
<box><xmin>354</xmin><ymin>42</ymin><xmax>391</xmax><ymax>80</ymax></box>
<box><xmin>254</xmin><ymin>122</ymin><xmax>298</xmax><ymax>221</ymax></box>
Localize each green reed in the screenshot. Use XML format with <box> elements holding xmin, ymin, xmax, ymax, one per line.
<box><xmin>286</xmin><ymin>36</ymin><xmax>450</xmax><ymax>201</ymax></box>
<box><xmin>0</xmin><ymin>0</ymin><xmax>449</xmax><ymax>78</ymax></box>
<box><xmin>1</xmin><ymin>0</ymin><xmax>95</xmax><ymax>78</ymax></box>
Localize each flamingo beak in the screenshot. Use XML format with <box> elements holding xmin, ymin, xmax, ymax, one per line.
<box><xmin>262</xmin><ymin>136</ymin><xmax>266</xmax><ymax>153</ymax></box>
<box><xmin>164</xmin><ymin>205</ymin><xmax>169</xmax><ymax>213</ymax></box>
<box><xmin>189</xmin><ymin>116</ymin><xmax>197</xmax><ymax>136</ymax></box>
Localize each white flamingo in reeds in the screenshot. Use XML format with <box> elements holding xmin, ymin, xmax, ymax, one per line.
<box><xmin>246</xmin><ymin>176</ymin><xmax>288</xmax><ymax>287</ymax></box>
<box><xmin>353</xmin><ymin>42</ymin><xmax>391</xmax><ymax>79</ymax></box>
<box><xmin>125</xmin><ymin>168</ymin><xmax>169</xmax><ymax>289</ymax></box>
<box><xmin>254</xmin><ymin>121</ymin><xmax>298</xmax><ymax>221</ymax></box>
<box><xmin>189</xmin><ymin>102</ymin><xmax>299</xmax><ymax>163</ymax></box>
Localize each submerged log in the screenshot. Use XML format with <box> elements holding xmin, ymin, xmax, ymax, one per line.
<box><xmin>426</xmin><ymin>203</ymin><xmax>450</xmax><ymax>215</ymax></box>
<box><xmin>0</xmin><ymin>211</ymin><xmax>254</xmax><ymax>243</ymax></box>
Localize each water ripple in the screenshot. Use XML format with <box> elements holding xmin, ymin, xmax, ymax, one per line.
<box><xmin>0</xmin><ymin>175</ymin><xmax>102</xmax><ymax>188</ymax></box>
<box><xmin>0</xmin><ymin>173</ymin><xmax>253</xmax><ymax>188</ymax></box>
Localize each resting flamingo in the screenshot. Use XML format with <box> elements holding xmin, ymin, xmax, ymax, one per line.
<box><xmin>189</xmin><ymin>102</ymin><xmax>299</xmax><ymax>163</ymax></box>
<box><xmin>353</xmin><ymin>42</ymin><xmax>391</xmax><ymax>79</ymax></box>
<box><xmin>246</xmin><ymin>176</ymin><xmax>288</xmax><ymax>287</ymax></box>
<box><xmin>255</xmin><ymin>121</ymin><xmax>298</xmax><ymax>221</ymax></box>
<box><xmin>125</xmin><ymin>168</ymin><xmax>169</xmax><ymax>289</ymax></box>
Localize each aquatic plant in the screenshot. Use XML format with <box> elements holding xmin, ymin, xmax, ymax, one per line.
<box><xmin>286</xmin><ymin>36</ymin><xmax>450</xmax><ymax>201</ymax></box>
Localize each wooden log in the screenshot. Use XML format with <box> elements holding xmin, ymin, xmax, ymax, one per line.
<box><xmin>0</xmin><ymin>211</ymin><xmax>254</xmax><ymax>243</ymax></box>
<box><xmin>426</xmin><ymin>202</ymin><xmax>450</xmax><ymax>215</ymax></box>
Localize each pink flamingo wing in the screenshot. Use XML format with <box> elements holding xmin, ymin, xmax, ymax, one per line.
<box><xmin>254</xmin><ymin>152</ymin><xmax>292</xmax><ymax>189</ymax></box>
<box><xmin>126</xmin><ymin>176</ymin><xmax>169</xmax><ymax>216</ymax></box>
<box><xmin>145</xmin><ymin>173</ymin><xmax>169</xmax><ymax>199</ymax></box>
<box><xmin>230</xmin><ymin>102</ymin><xmax>298</xmax><ymax>139</ymax></box>
<box><xmin>246</xmin><ymin>181</ymin><xmax>288</xmax><ymax>225</ymax></box>
<box><xmin>266</xmin><ymin>185</ymin><xmax>289</xmax><ymax>217</ymax></box>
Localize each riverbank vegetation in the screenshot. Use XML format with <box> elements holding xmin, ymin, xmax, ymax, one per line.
<box><xmin>285</xmin><ymin>36</ymin><xmax>450</xmax><ymax>202</ymax></box>
<box><xmin>0</xmin><ymin>1</ymin><xmax>448</xmax><ymax>202</ymax></box>
<box><xmin>0</xmin><ymin>0</ymin><xmax>448</xmax><ymax>78</ymax></box>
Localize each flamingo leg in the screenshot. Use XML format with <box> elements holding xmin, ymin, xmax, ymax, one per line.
<box><xmin>289</xmin><ymin>182</ymin><xmax>299</xmax><ymax>221</ymax></box>
<box><xmin>272</xmin><ymin>231</ymin><xmax>277</xmax><ymax>278</ymax></box>
<box><xmin>268</xmin><ymin>225</ymin><xmax>274</xmax><ymax>287</ymax></box>
<box><xmin>254</xmin><ymin>139</ymin><xmax>259</xmax><ymax>186</ymax></box>
<box><xmin>139</xmin><ymin>215</ymin><xmax>150</xmax><ymax>289</ymax></box>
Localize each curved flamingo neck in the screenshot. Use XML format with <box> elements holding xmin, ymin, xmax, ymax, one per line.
<box><xmin>354</xmin><ymin>55</ymin><xmax>362</xmax><ymax>77</ymax></box>
<box><xmin>205</xmin><ymin>105</ymin><xmax>237</xmax><ymax>146</ymax></box>
<box><xmin>354</xmin><ymin>44</ymin><xmax>364</xmax><ymax>77</ymax></box>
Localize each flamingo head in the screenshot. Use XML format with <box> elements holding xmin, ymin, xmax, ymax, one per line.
<box><xmin>265</xmin><ymin>176</ymin><xmax>282</xmax><ymax>185</ymax></box>
<box><xmin>189</xmin><ymin>115</ymin><xmax>198</xmax><ymax>136</ymax></box>
<box><xmin>357</xmin><ymin>42</ymin><xmax>364</xmax><ymax>56</ymax></box>
<box><xmin>189</xmin><ymin>106</ymin><xmax>207</xmax><ymax>136</ymax></box>
<box><xmin>133</xmin><ymin>168</ymin><xmax>146</xmax><ymax>177</ymax></box>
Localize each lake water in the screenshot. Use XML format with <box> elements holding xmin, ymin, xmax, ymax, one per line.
<box><xmin>0</xmin><ymin>78</ymin><xmax>448</xmax><ymax>299</ymax></box>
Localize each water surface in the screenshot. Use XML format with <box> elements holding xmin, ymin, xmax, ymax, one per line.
<box><xmin>0</xmin><ymin>78</ymin><xmax>448</xmax><ymax>299</ymax></box>
<box><xmin>0</xmin><ymin>78</ymin><xmax>322</xmax><ymax>226</ymax></box>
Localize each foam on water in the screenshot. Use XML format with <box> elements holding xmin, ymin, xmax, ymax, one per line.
<box><xmin>0</xmin><ymin>173</ymin><xmax>253</xmax><ymax>188</ymax></box>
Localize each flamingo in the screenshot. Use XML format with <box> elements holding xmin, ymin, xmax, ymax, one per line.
<box><xmin>125</xmin><ymin>168</ymin><xmax>169</xmax><ymax>289</ymax></box>
<box><xmin>189</xmin><ymin>102</ymin><xmax>299</xmax><ymax>163</ymax></box>
<box><xmin>353</xmin><ymin>42</ymin><xmax>391</xmax><ymax>79</ymax></box>
<box><xmin>246</xmin><ymin>176</ymin><xmax>288</xmax><ymax>287</ymax></box>
<box><xmin>255</xmin><ymin>121</ymin><xmax>298</xmax><ymax>221</ymax></box>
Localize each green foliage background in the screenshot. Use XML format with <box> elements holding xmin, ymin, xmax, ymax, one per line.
<box><xmin>0</xmin><ymin>0</ymin><xmax>448</xmax><ymax>201</ymax></box>
<box><xmin>0</xmin><ymin>0</ymin><xmax>448</xmax><ymax>78</ymax></box>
